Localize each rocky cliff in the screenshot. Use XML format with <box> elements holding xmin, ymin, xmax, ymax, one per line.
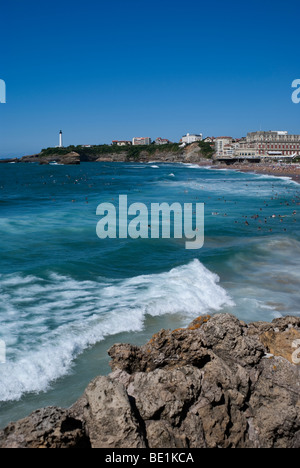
<box><xmin>19</xmin><ymin>151</ymin><xmax>81</xmax><ymax>165</ymax></box>
<box><xmin>4</xmin><ymin>143</ymin><xmax>212</xmax><ymax>165</ymax></box>
<box><xmin>1</xmin><ymin>313</ymin><xmax>300</xmax><ymax>449</ymax></box>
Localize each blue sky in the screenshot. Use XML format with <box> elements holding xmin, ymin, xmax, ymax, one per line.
<box><xmin>0</xmin><ymin>0</ymin><xmax>300</xmax><ymax>157</ymax></box>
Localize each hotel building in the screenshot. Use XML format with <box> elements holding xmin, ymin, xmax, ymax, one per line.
<box><xmin>245</xmin><ymin>131</ymin><xmax>300</xmax><ymax>157</ymax></box>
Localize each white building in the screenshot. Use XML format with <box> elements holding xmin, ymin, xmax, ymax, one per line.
<box><xmin>59</xmin><ymin>130</ymin><xmax>63</xmax><ymax>148</ymax></box>
<box><xmin>234</xmin><ymin>147</ymin><xmax>260</xmax><ymax>159</ymax></box>
<box><xmin>203</xmin><ymin>137</ymin><xmax>215</xmax><ymax>143</ymax></box>
<box><xmin>215</xmin><ymin>137</ymin><xmax>233</xmax><ymax>157</ymax></box>
<box><xmin>182</xmin><ymin>133</ymin><xmax>203</xmax><ymax>144</ymax></box>
<box><xmin>132</xmin><ymin>137</ymin><xmax>151</xmax><ymax>146</ymax></box>
<box><xmin>112</xmin><ymin>140</ymin><xmax>132</xmax><ymax>146</ymax></box>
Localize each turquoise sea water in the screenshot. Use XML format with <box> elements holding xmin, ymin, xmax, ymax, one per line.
<box><xmin>0</xmin><ymin>162</ymin><xmax>299</xmax><ymax>427</ymax></box>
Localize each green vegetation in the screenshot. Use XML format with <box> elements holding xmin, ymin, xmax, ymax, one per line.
<box><xmin>198</xmin><ymin>140</ymin><xmax>215</xmax><ymax>159</ymax></box>
<box><xmin>40</xmin><ymin>141</ymin><xmax>216</xmax><ymax>162</ymax></box>
<box><xmin>126</xmin><ymin>143</ymin><xmax>181</xmax><ymax>160</ymax></box>
<box><xmin>40</xmin><ymin>143</ymin><xmax>182</xmax><ymax>160</ymax></box>
<box><xmin>41</xmin><ymin>145</ymin><xmax>126</xmax><ymax>156</ymax></box>
<box><xmin>41</xmin><ymin>147</ymin><xmax>75</xmax><ymax>156</ymax></box>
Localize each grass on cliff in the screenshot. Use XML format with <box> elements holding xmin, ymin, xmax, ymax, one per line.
<box><xmin>40</xmin><ymin>143</ymin><xmax>182</xmax><ymax>160</ymax></box>
<box><xmin>198</xmin><ymin>141</ymin><xmax>215</xmax><ymax>159</ymax></box>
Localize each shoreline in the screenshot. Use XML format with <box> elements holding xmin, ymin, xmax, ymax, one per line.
<box><xmin>209</xmin><ymin>162</ymin><xmax>300</xmax><ymax>184</ymax></box>
<box><xmin>2</xmin><ymin>152</ymin><xmax>300</xmax><ymax>185</ymax></box>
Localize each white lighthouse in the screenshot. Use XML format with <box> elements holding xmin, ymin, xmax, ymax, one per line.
<box><xmin>59</xmin><ymin>130</ymin><xmax>63</xmax><ymax>148</ymax></box>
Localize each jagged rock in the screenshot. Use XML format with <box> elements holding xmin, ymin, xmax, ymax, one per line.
<box><xmin>108</xmin><ymin>314</ymin><xmax>300</xmax><ymax>448</ymax></box>
<box><xmin>259</xmin><ymin>328</ymin><xmax>300</xmax><ymax>364</ymax></box>
<box><xmin>70</xmin><ymin>376</ymin><xmax>146</xmax><ymax>449</ymax></box>
<box><xmin>0</xmin><ymin>407</ymin><xmax>90</xmax><ymax>448</ymax></box>
<box><xmin>108</xmin><ymin>314</ymin><xmax>265</xmax><ymax>373</ymax></box>
<box><xmin>248</xmin><ymin>356</ymin><xmax>300</xmax><ymax>448</ymax></box>
<box><xmin>19</xmin><ymin>152</ymin><xmax>81</xmax><ymax>165</ymax></box>
<box><xmin>56</xmin><ymin>152</ymin><xmax>80</xmax><ymax>165</ymax></box>
<box><xmin>1</xmin><ymin>313</ymin><xmax>300</xmax><ymax>448</ymax></box>
<box><xmin>248</xmin><ymin>315</ymin><xmax>300</xmax><ymax>364</ymax></box>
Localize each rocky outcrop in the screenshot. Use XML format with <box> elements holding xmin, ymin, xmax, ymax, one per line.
<box><xmin>4</xmin><ymin>142</ymin><xmax>213</xmax><ymax>165</ymax></box>
<box><xmin>70</xmin><ymin>376</ymin><xmax>147</xmax><ymax>448</ymax></box>
<box><xmin>0</xmin><ymin>407</ymin><xmax>90</xmax><ymax>448</ymax></box>
<box><xmin>19</xmin><ymin>152</ymin><xmax>81</xmax><ymax>165</ymax></box>
<box><xmin>0</xmin><ymin>158</ymin><xmax>19</xmax><ymax>164</ymax></box>
<box><xmin>1</xmin><ymin>313</ymin><xmax>300</xmax><ymax>448</ymax></box>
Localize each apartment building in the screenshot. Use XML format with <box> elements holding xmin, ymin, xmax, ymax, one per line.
<box><xmin>215</xmin><ymin>137</ymin><xmax>233</xmax><ymax>157</ymax></box>
<box><xmin>132</xmin><ymin>137</ymin><xmax>152</xmax><ymax>146</ymax></box>
<box><xmin>246</xmin><ymin>131</ymin><xmax>300</xmax><ymax>157</ymax></box>
<box><xmin>181</xmin><ymin>133</ymin><xmax>203</xmax><ymax>144</ymax></box>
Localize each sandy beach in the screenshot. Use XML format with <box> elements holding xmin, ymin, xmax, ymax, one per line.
<box><xmin>211</xmin><ymin>162</ymin><xmax>300</xmax><ymax>184</ymax></box>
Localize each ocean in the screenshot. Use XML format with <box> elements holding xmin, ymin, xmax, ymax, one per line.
<box><xmin>0</xmin><ymin>161</ymin><xmax>299</xmax><ymax>427</ymax></box>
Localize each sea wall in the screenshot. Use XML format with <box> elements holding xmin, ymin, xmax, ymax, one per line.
<box><xmin>1</xmin><ymin>313</ymin><xmax>300</xmax><ymax>449</ymax></box>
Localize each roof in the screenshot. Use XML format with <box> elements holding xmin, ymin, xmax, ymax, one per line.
<box><xmin>183</xmin><ymin>134</ymin><xmax>202</xmax><ymax>137</ymax></box>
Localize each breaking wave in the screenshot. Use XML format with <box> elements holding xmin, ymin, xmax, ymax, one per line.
<box><xmin>0</xmin><ymin>259</ymin><xmax>233</xmax><ymax>401</ymax></box>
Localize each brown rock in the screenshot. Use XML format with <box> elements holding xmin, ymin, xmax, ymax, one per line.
<box><xmin>70</xmin><ymin>376</ymin><xmax>146</xmax><ymax>449</ymax></box>
<box><xmin>0</xmin><ymin>407</ymin><xmax>90</xmax><ymax>448</ymax></box>
<box><xmin>259</xmin><ymin>328</ymin><xmax>300</xmax><ymax>364</ymax></box>
<box><xmin>57</xmin><ymin>152</ymin><xmax>80</xmax><ymax>165</ymax></box>
<box><xmin>108</xmin><ymin>313</ymin><xmax>264</xmax><ymax>374</ymax></box>
<box><xmin>2</xmin><ymin>313</ymin><xmax>300</xmax><ymax>449</ymax></box>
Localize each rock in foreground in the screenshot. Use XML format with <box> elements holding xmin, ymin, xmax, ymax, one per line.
<box><xmin>1</xmin><ymin>313</ymin><xmax>300</xmax><ymax>448</ymax></box>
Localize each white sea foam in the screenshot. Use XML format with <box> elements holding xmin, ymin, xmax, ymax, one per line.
<box><xmin>180</xmin><ymin>163</ymin><xmax>203</xmax><ymax>169</ymax></box>
<box><xmin>246</xmin><ymin>172</ymin><xmax>299</xmax><ymax>185</ymax></box>
<box><xmin>206</xmin><ymin>166</ymin><xmax>299</xmax><ymax>186</ymax></box>
<box><xmin>160</xmin><ymin>170</ymin><xmax>299</xmax><ymax>198</ymax></box>
<box><xmin>0</xmin><ymin>260</ymin><xmax>233</xmax><ymax>402</ymax></box>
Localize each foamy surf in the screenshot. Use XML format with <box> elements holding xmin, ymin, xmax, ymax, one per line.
<box><xmin>0</xmin><ymin>260</ymin><xmax>233</xmax><ymax>402</ymax></box>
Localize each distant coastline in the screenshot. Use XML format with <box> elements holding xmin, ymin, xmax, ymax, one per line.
<box><xmin>1</xmin><ymin>142</ymin><xmax>300</xmax><ymax>185</ymax></box>
<box><xmin>0</xmin><ymin>141</ymin><xmax>214</xmax><ymax>166</ymax></box>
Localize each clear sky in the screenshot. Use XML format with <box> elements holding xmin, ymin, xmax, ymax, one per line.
<box><xmin>0</xmin><ymin>0</ymin><xmax>300</xmax><ymax>158</ymax></box>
